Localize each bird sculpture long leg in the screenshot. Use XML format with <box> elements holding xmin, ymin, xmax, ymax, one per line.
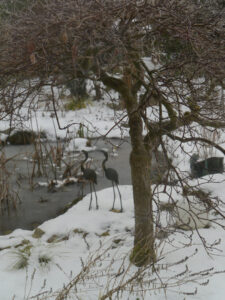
<box><xmin>101</xmin><ymin>150</ymin><xmax>123</xmax><ymax>212</ymax></box>
<box><xmin>89</xmin><ymin>182</ymin><xmax>93</xmax><ymax>210</ymax></box>
<box><xmin>116</xmin><ymin>183</ymin><xmax>123</xmax><ymax>212</ymax></box>
<box><xmin>92</xmin><ymin>182</ymin><xmax>98</xmax><ymax>209</ymax></box>
<box><xmin>81</xmin><ymin>150</ymin><xmax>98</xmax><ymax>210</ymax></box>
<box><xmin>88</xmin><ymin>181</ymin><xmax>98</xmax><ymax>210</ymax></box>
<box><xmin>112</xmin><ymin>181</ymin><xmax>116</xmax><ymax>210</ymax></box>
<box><xmin>112</xmin><ymin>182</ymin><xmax>123</xmax><ymax>212</ymax></box>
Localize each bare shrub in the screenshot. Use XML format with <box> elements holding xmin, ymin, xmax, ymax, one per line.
<box><xmin>0</xmin><ymin>152</ymin><xmax>20</xmax><ymax>214</ymax></box>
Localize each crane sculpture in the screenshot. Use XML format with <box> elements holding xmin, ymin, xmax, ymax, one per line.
<box><xmin>81</xmin><ymin>150</ymin><xmax>98</xmax><ymax>210</ymax></box>
<box><xmin>100</xmin><ymin>150</ymin><xmax>123</xmax><ymax>212</ymax></box>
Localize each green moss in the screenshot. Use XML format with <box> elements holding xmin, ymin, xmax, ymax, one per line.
<box><xmin>113</xmin><ymin>239</ymin><xmax>123</xmax><ymax>244</ymax></box>
<box><xmin>21</xmin><ymin>239</ymin><xmax>30</xmax><ymax>245</ymax></box>
<box><xmin>12</xmin><ymin>243</ymin><xmax>33</xmax><ymax>270</ymax></box>
<box><xmin>96</xmin><ymin>231</ymin><xmax>110</xmax><ymax>237</ymax></box>
<box><xmin>47</xmin><ymin>234</ymin><xmax>69</xmax><ymax>243</ymax></box>
<box><xmin>13</xmin><ymin>254</ymin><xmax>29</xmax><ymax>269</ymax></box>
<box><xmin>6</xmin><ymin>130</ymin><xmax>46</xmax><ymax>145</ymax></box>
<box><xmin>22</xmin><ymin>245</ymin><xmax>32</xmax><ymax>256</ymax></box>
<box><xmin>59</xmin><ymin>235</ymin><xmax>69</xmax><ymax>241</ymax></box>
<box><xmin>59</xmin><ymin>196</ymin><xmax>83</xmax><ymax>215</ymax></box>
<box><xmin>73</xmin><ymin>228</ymin><xmax>86</xmax><ymax>234</ymax></box>
<box><xmin>0</xmin><ymin>245</ymin><xmax>11</xmax><ymax>251</ymax></box>
<box><xmin>64</xmin><ymin>99</ymin><xmax>87</xmax><ymax>111</ymax></box>
<box><xmin>47</xmin><ymin>234</ymin><xmax>60</xmax><ymax>243</ymax></box>
<box><xmin>130</xmin><ymin>243</ymin><xmax>156</xmax><ymax>267</ymax></box>
<box><xmin>64</xmin><ymin>96</ymin><xmax>92</xmax><ymax>111</ymax></box>
<box><xmin>100</xmin><ymin>231</ymin><xmax>110</xmax><ymax>237</ymax></box>
<box><xmin>32</xmin><ymin>228</ymin><xmax>45</xmax><ymax>239</ymax></box>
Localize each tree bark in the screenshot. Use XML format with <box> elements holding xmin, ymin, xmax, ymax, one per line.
<box><xmin>100</xmin><ymin>71</ymin><xmax>156</xmax><ymax>266</ymax></box>
<box><xmin>126</xmin><ymin>101</ymin><xmax>156</xmax><ymax>266</ymax></box>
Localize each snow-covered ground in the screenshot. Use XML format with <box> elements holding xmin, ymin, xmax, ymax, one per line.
<box><xmin>0</xmin><ymin>97</ymin><xmax>128</xmax><ymax>141</ymax></box>
<box><xmin>0</xmin><ymin>99</ymin><xmax>225</xmax><ymax>299</ymax></box>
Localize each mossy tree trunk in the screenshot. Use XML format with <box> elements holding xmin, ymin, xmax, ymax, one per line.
<box><xmin>101</xmin><ymin>69</ymin><xmax>156</xmax><ymax>266</ymax></box>
<box><xmin>126</xmin><ymin>97</ymin><xmax>156</xmax><ymax>266</ymax></box>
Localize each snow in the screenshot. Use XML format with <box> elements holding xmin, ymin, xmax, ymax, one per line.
<box><xmin>0</xmin><ymin>99</ymin><xmax>225</xmax><ymax>299</ymax></box>
<box><xmin>0</xmin><ymin>99</ymin><xmax>128</xmax><ymax>141</ymax></box>
<box><xmin>1</xmin><ymin>181</ymin><xmax>225</xmax><ymax>299</ymax></box>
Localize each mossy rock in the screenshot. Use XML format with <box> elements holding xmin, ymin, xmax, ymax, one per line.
<box><xmin>31</xmin><ymin>222</ymin><xmax>41</xmax><ymax>229</ymax></box>
<box><xmin>32</xmin><ymin>228</ymin><xmax>45</xmax><ymax>238</ymax></box>
<box><xmin>74</xmin><ymin>228</ymin><xmax>88</xmax><ymax>238</ymax></box>
<box><xmin>47</xmin><ymin>234</ymin><xmax>69</xmax><ymax>243</ymax></box>
<box><xmin>47</xmin><ymin>234</ymin><xmax>60</xmax><ymax>243</ymax></box>
<box><xmin>73</xmin><ymin>228</ymin><xmax>86</xmax><ymax>234</ymax></box>
<box><xmin>59</xmin><ymin>235</ymin><xmax>69</xmax><ymax>241</ymax></box>
<box><xmin>15</xmin><ymin>239</ymin><xmax>31</xmax><ymax>248</ymax></box>
<box><xmin>96</xmin><ymin>230</ymin><xmax>110</xmax><ymax>237</ymax></box>
<box><xmin>21</xmin><ymin>244</ymin><xmax>33</xmax><ymax>256</ymax></box>
<box><xmin>100</xmin><ymin>231</ymin><xmax>110</xmax><ymax>237</ymax></box>
<box><xmin>7</xmin><ymin>130</ymin><xmax>46</xmax><ymax>145</ymax></box>
<box><xmin>113</xmin><ymin>238</ymin><xmax>123</xmax><ymax>244</ymax></box>
<box><xmin>0</xmin><ymin>245</ymin><xmax>11</xmax><ymax>251</ymax></box>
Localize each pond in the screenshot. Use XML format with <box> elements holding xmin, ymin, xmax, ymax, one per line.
<box><xmin>0</xmin><ymin>137</ymin><xmax>167</xmax><ymax>234</ymax></box>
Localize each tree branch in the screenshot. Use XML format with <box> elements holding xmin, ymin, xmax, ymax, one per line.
<box><xmin>167</xmin><ymin>133</ymin><xmax>225</xmax><ymax>155</ymax></box>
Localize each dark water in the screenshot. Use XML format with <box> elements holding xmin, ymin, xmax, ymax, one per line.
<box><xmin>0</xmin><ymin>137</ymin><xmax>167</xmax><ymax>234</ymax></box>
<box><xmin>0</xmin><ymin>138</ymin><xmax>132</xmax><ymax>234</ymax></box>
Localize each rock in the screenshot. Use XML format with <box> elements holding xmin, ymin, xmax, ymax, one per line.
<box><xmin>6</xmin><ymin>130</ymin><xmax>46</xmax><ymax>145</ymax></box>
<box><xmin>32</xmin><ymin>228</ymin><xmax>45</xmax><ymax>238</ymax></box>
<box><xmin>96</xmin><ymin>231</ymin><xmax>110</xmax><ymax>237</ymax></box>
<box><xmin>47</xmin><ymin>234</ymin><xmax>59</xmax><ymax>243</ymax></box>
<box><xmin>113</xmin><ymin>238</ymin><xmax>123</xmax><ymax>244</ymax></box>
<box><xmin>47</xmin><ymin>234</ymin><xmax>69</xmax><ymax>243</ymax></box>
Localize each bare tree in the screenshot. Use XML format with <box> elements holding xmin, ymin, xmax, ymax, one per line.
<box><xmin>0</xmin><ymin>0</ymin><xmax>225</xmax><ymax>266</ymax></box>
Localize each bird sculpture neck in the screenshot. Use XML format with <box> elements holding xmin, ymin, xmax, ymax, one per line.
<box><xmin>81</xmin><ymin>151</ymin><xmax>88</xmax><ymax>172</ymax></box>
<box><xmin>102</xmin><ymin>157</ymin><xmax>107</xmax><ymax>171</ymax></box>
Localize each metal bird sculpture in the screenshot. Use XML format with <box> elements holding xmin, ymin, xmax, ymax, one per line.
<box><xmin>81</xmin><ymin>150</ymin><xmax>98</xmax><ymax>210</ymax></box>
<box><xmin>101</xmin><ymin>150</ymin><xmax>123</xmax><ymax>212</ymax></box>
